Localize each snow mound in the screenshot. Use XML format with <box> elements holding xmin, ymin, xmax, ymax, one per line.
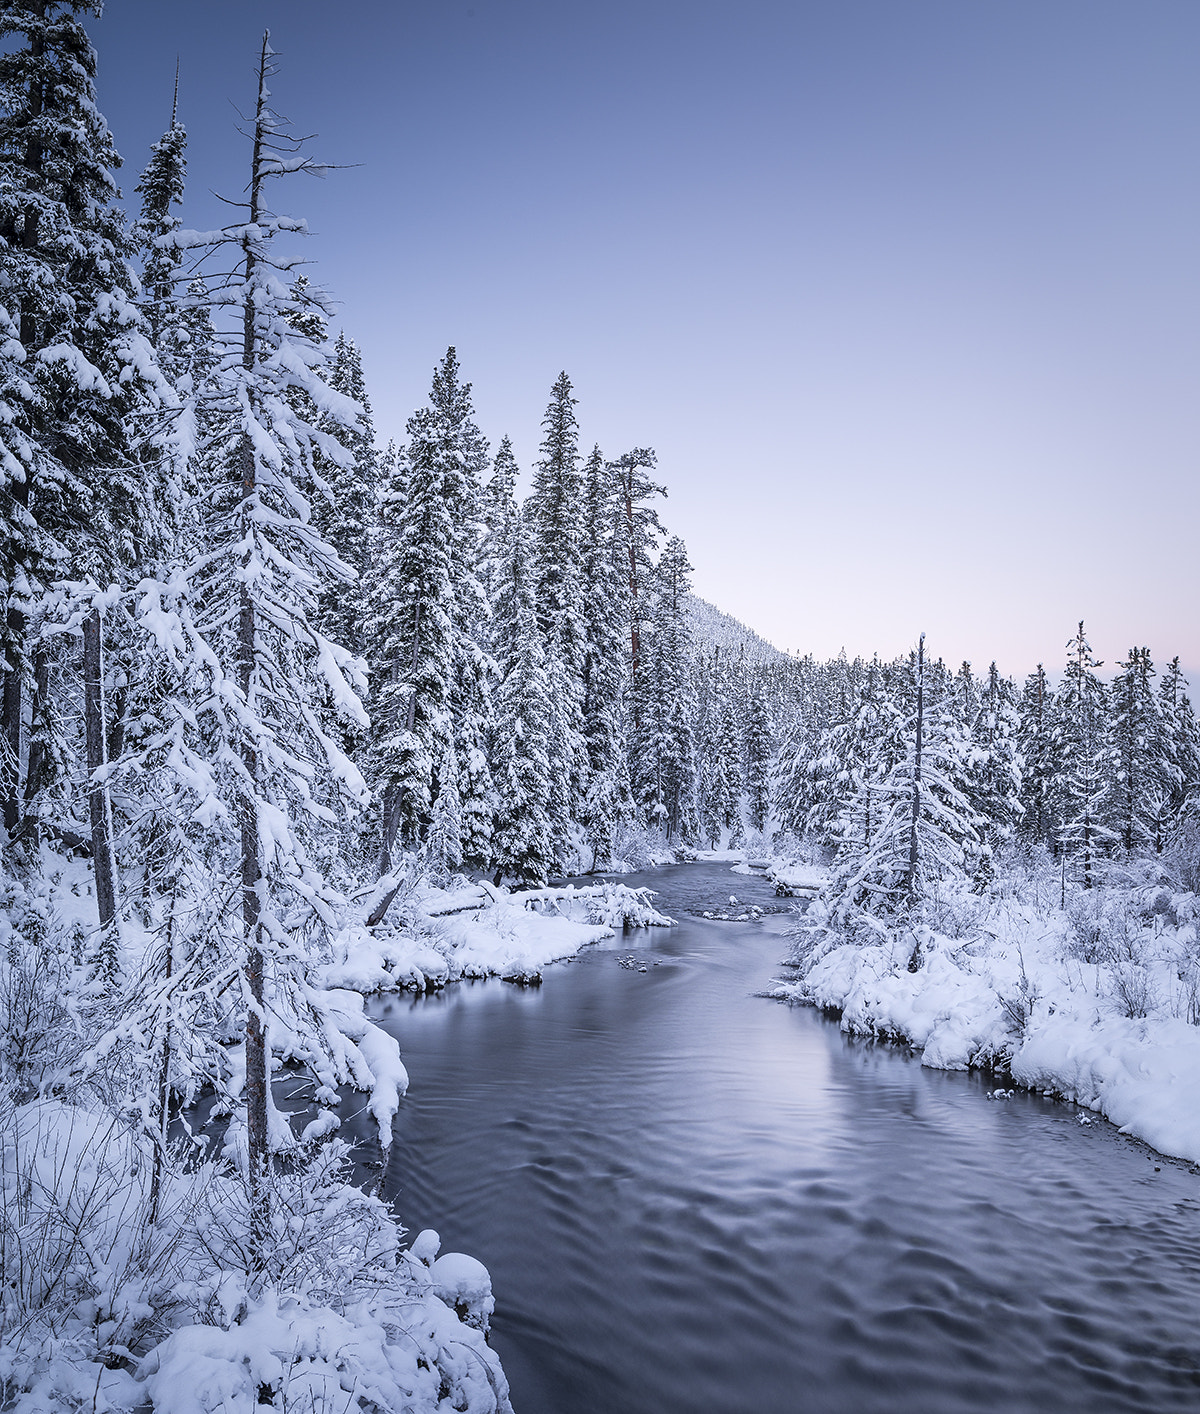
<box><xmin>777</xmin><ymin>878</ymin><xmax>1200</xmax><ymax>1164</ymax></box>
<box><xmin>320</xmin><ymin>879</ymin><xmax>670</xmax><ymax>996</ymax></box>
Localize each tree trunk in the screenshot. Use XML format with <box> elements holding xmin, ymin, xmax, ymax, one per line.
<box><xmin>83</xmin><ymin>608</ymin><xmax>118</xmax><ymax>929</ymax></box>
<box><xmin>241</xmin><ymin>33</ymin><xmax>272</xmax><ymax>1270</ymax></box>
<box><xmin>239</xmin><ymin>441</ymin><xmax>269</xmax><ymax>1265</ymax></box>
<box><xmin>23</xmin><ymin>646</ymin><xmax>49</xmax><ymax>818</ymax></box>
<box><xmin>377</xmin><ymin>599</ymin><xmax>421</xmax><ymax>877</ymax></box>
<box><xmin>149</xmin><ymin>889</ymin><xmax>177</xmax><ymax>1227</ymax></box>
<box><xmin>2</xmin><ymin>608</ymin><xmax>24</xmax><ymax>836</ymax></box>
<box><xmin>3</xmin><ymin>4</ymin><xmax>47</xmax><ymax>837</ymax></box>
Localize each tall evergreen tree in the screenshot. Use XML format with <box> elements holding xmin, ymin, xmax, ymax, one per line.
<box><xmin>578</xmin><ymin>444</ymin><xmax>630</xmax><ymax>865</ymax></box>
<box><xmin>527</xmin><ymin>372</ymin><xmax>587</xmax><ymax>854</ymax></box>
<box><xmin>491</xmin><ymin>507</ymin><xmax>555</xmax><ymax>885</ymax></box>
<box><xmin>1157</xmin><ymin>656</ymin><xmax>1200</xmax><ymax>842</ymax></box>
<box><xmin>1016</xmin><ymin>663</ymin><xmax>1054</xmax><ymax>850</ymax></box>
<box><xmin>1052</xmin><ymin>622</ymin><xmax>1113</xmax><ymax>888</ymax></box>
<box><xmin>0</xmin><ymin>0</ymin><xmax>171</xmax><ymax>948</ymax></box>
<box><xmin>151</xmin><ymin>32</ymin><xmax>370</xmax><ymax>1260</ymax></box>
<box><xmin>1109</xmin><ymin>647</ymin><xmax>1168</xmax><ymax>854</ymax></box>
<box><xmin>609</xmin><ymin>446</ymin><xmax>666</xmax><ymax>732</ymax></box>
<box><xmin>310</xmin><ymin>332</ymin><xmax>377</xmax><ymax>659</ymax></box>
<box><xmin>744</xmin><ymin>679</ymin><xmax>773</xmax><ymax>836</ymax></box>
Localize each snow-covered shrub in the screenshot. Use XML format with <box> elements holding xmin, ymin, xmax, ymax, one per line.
<box><xmin>609</xmin><ymin>823</ymin><xmax>676</xmax><ymax>870</ymax></box>
<box><xmin>514</xmin><ymin>883</ymin><xmax>672</xmax><ymax>930</ymax></box>
<box><xmin>997</xmin><ymin>956</ymin><xmax>1041</xmax><ymax>1038</ymax></box>
<box><xmin>0</xmin><ymin>933</ymin><xmax>73</xmax><ymax>1103</ymax></box>
<box><xmin>1162</xmin><ymin>818</ymin><xmax>1200</xmax><ymax>896</ymax></box>
<box><xmin>577</xmin><ymin>884</ymin><xmax>672</xmax><ymax>929</ymax></box>
<box><xmin>1177</xmin><ymin>954</ymin><xmax>1200</xmax><ymax>1026</ymax></box>
<box><xmin>0</xmin><ymin>1099</ymin><xmax>512</xmax><ymax>1414</ymax></box>
<box><xmin>1063</xmin><ymin>890</ymin><xmax>1116</xmax><ymax>964</ymax></box>
<box><xmin>0</xmin><ymin>1098</ymin><xmax>196</xmax><ymax>1399</ymax></box>
<box><xmin>768</xmin><ymin>831</ymin><xmax>829</xmax><ymax>867</ymax></box>
<box><xmin>920</xmin><ymin>883</ymin><xmax>985</xmax><ymax>940</ymax></box>
<box><xmin>1108</xmin><ymin>957</ymin><xmax>1156</xmax><ymax>1019</ymax></box>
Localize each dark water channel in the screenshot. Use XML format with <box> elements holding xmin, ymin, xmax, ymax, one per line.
<box><xmin>363</xmin><ymin>863</ymin><xmax>1200</xmax><ymax>1413</ymax></box>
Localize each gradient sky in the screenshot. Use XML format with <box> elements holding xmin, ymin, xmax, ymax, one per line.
<box><xmin>89</xmin><ymin>1</ymin><xmax>1199</xmax><ymax>684</ymax></box>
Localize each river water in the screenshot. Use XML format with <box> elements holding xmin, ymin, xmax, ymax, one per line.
<box><xmin>364</xmin><ymin>863</ymin><xmax>1200</xmax><ymax>1413</ymax></box>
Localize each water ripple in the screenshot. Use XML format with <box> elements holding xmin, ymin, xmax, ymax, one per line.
<box><xmin>360</xmin><ymin>863</ymin><xmax>1200</xmax><ymax>1414</ymax></box>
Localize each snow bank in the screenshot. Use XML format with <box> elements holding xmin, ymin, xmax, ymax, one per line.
<box><xmin>321</xmin><ymin>878</ymin><xmax>671</xmax><ymax>993</ymax></box>
<box><xmin>137</xmin><ymin>1269</ymin><xmax>509</xmax><ymax>1414</ymax></box>
<box><xmin>0</xmin><ymin>1098</ymin><xmax>511</xmax><ymax>1414</ymax></box>
<box><xmin>775</xmin><ymin>873</ymin><xmax>1200</xmax><ymax>1164</ymax></box>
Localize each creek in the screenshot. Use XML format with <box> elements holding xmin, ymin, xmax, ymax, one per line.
<box><xmin>358</xmin><ymin>862</ymin><xmax>1200</xmax><ymax>1413</ymax></box>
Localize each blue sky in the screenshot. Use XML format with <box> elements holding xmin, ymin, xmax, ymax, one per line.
<box><xmin>92</xmin><ymin>1</ymin><xmax>1200</xmax><ymax>684</ymax></box>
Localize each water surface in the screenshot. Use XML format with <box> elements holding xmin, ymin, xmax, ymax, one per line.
<box><xmin>366</xmin><ymin>863</ymin><xmax>1200</xmax><ymax>1413</ymax></box>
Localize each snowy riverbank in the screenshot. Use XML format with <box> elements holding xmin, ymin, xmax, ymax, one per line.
<box><xmin>771</xmin><ymin>856</ymin><xmax>1200</xmax><ymax>1164</ymax></box>
<box><xmin>0</xmin><ymin>858</ymin><xmax>673</xmax><ymax>1412</ymax></box>
<box><xmin>326</xmin><ymin>876</ymin><xmax>673</xmax><ymax>993</ymax></box>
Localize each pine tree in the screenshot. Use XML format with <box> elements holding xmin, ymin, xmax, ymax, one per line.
<box><xmin>367</xmin><ymin>349</ymin><xmax>485</xmax><ymax>871</ymax></box>
<box><xmin>153</xmin><ymin>32</ymin><xmax>371</xmax><ymax>1261</ymax></box>
<box><xmin>832</xmin><ymin>636</ymin><xmax>979</xmax><ymax>915</ymax></box>
<box><xmin>310</xmin><ymin>332</ymin><xmax>377</xmax><ymax>659</ymax></box>
<box><xmin>528</xmin><ymin>372</ymin><xmax>587</xmax><ymax>848</ymax></box>
<box><xmin>1158</xmin><ymin>657</ymin><xmax>1200</xmax><ymax>841</ymax></box>
<box><xmin>578</xmin><ymin>444</ymin><xmax>630</xmax><ymax>866</ymax></box>
<box><xmin>1016</xmin><ymin>664</ymin><xmax>1054</xmax><ymax>850</ymax></box>
<box><xmin>744</xmin><ymin>679</ymin><xmax>773</xmax><ymax>836</ymax></box>
<box><xmin>609</xmin><ymin>446</ymin><xmax>666</xmax><ymax>733</ymax></box>
<box><xmin>1109</xmin><ymin>647</ymin><xmax>1168</xmax><ymax>854</ymax></box>
<box><xmin>633</xmin><ymin>536</ymin><xmax>696</xmax><ymax>839</ymax></box>
<box><xmin>1052</xmin><ymin>622</ymin><xmax>1113</xmax><ymax>888</ymax></box>
<box><xmin>0</xmin><ymin>1</ymin><xmax>172</xmax><ymax>944</ymax></box>
<box><xmin>132</xmin><ymin>89</ymin><xmax>187</xmax><ymax>363</ymax></box>
<box><xmin>479</xmin><ymin>433</ymin><xmax>518</xmax><ymax>625</ymax></box>
<box><xmin>491</xmin><ymin>508</ymin><xmax>555</xmax><ymax>885</ymax></box>
<box><xmin>969</xmin><ymin>662</ymin><xmax>1023</xmax><ymax>873</ymax></box>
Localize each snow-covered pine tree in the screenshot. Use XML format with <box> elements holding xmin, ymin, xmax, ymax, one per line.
<box><xmin>831</xmin><ymin>636</ymin><xmax>979</xmax><ymax>917</ymax></box>
<box><xmin>1158</xmin><ymin>657</ymin><xmax>1200</xmax><ymax>843</ymax></box>
<box><xmin>1015</xmin><ymin>663</ymin><xmax>1054</xmax><ymax>850</ymax></box>
<box><xmin>528</xmin><ymin>371</ymin><xmax>587</xmax><ymax>854</ymax></box>
<box><xmin>434</xmin><ymin>349</ymin><xmax>495</xmax><ymax>874</ymax></box>
<box><xmin>1109</xmin><ymin>647</ymin><xmax>1168</xmax><ymax>854</ymax></box>
<box><xmin>813</xmin><ymin>661</ymin><xmax>907</xmax><ymax>857</ymax></box>
<box><xmin>969</xmin><ymin>662</ymin><xmax>1023</xmax><ymax>867</ymax></box>
<box><xmin>367</xmin><ymin>349</ymin><xmax>484</xmax><ymax>872</ymax></box>
<box><xmin>132</xmin><ymin>91</ymin><xmax>187</xmax><ymax>363</ymax></box>
<box><xmin>578</xmin><ymin>444</ymin><xmax>630</xmax><ymax>867</ymax></box>
<box><xmin>1052</xmin><ymin>622</ymin><xmax>1113</xmax><ymax>888</ymax></box>
<box><xmin>490</xmin><ymin>507</ymin><xmax>555</xmax><ymax>885</ymax></box>
<box><xmin>609</xmin><ymin>446</ymin><xmax>666</xmax><ymax>736</ymax></box>
<box><xmin>0</xmin><ymin>2</ymin><xmax>174</xmax><ymax>948</ymax></box>
<box><xmin>633</xmin><ymin>535</ymin><xmax>696</xmax><ymax>839</ymax></box>
<box><xmin>147</xmin><ymin>32</ymin><xmax>371</xmax><ymax>1261</ymax></box>
<box><xmin>743</xmin><ymin>678</ymin><xmax>773</xmax><ymax>837</ymax></box>
<box><xmin>479</xmin><ymin>433</ymin><xmax>518</xmax><ymax>629</ymax></box>
<box><xmin>713</xmin><ymin>666</ymin><xmax>745</xmax><ymax>846</ymax></box>
<box><xmin>309</xmin><ymin>332</ymin><xmax>377</xmax><ymax>660</ymax></box>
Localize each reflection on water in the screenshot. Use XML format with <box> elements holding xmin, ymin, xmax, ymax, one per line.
<box><xmin>361</xmin><ymin>864</ymin><xmax>1200</xmax><ymax>1414</ymax></box>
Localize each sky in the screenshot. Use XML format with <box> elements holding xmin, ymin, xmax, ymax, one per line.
<box><xmin>89</xmin><ymin>0</ymin><xmax>1199</xmax><ymax>684</ymax></box>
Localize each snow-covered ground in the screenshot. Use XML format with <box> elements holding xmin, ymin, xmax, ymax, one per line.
<box><xmin>0</xmin><ymin>859</ymin><xmax>672</xmax><ymax>1413</ymax></box>
<box><xmin>325</xmin><ymin>876</ymin><xmax>673</xmax><ymax>992</ymax></box>
<box><xmin>771</xmin><ymin>857</ymin><xmax>1200</xmax><ymax>1164</ymax></box>
<box><xmin>0</xmin><ymin>1098</ymin><xmax>512</xmax><ymax>1414</ymax></box>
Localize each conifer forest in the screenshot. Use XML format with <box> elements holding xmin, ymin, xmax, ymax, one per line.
<box><xmin>3</xmin><ymin>7</ymin><xmax>1200</xmax><ymax>1414</ymax></box>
